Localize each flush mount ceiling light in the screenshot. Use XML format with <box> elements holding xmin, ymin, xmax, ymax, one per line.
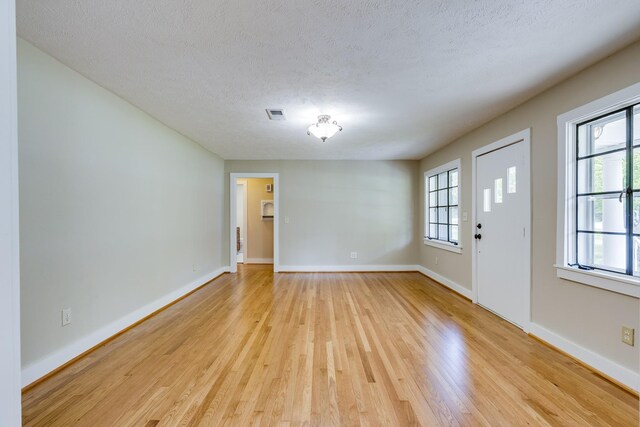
<box><xmin>307</xmin><ymin>115</ymin><xmax>343</xmax><ymax>142</ymax></box>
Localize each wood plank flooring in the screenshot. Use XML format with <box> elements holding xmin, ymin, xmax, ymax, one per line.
<box><xmin>22</xmin><ymin>265</ymin><xmax>638</xmax><ymax>426</ymax></box>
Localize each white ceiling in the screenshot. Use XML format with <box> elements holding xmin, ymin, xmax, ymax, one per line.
<box><xmin>16</xmin><ymin>1</ymin><xmax>640</xmax><ymax>160</ymax></box>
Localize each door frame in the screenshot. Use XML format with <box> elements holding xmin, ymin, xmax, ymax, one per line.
<box><xmin>471</xmin><ymin>128</ymin><xmax>531</xmax><ymax>332</ymax></box>
<box><xmin>1</xmin><ymin>0</ymin><xmax>22</xmax><ymax>420</ymax></box>
<box><xmin>236</xmin><ymin>179</ymin><xmax>248</xmax><ymax>262</ymax></box>
<box><xmin>229</xmin><ymin>173</ymin><xmax>279</xmax><ymax>273</ymax></box>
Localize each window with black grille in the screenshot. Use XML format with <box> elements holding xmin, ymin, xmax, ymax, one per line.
<box><xmin>575</xmin><ymin>103</ymin><xmax>639</xmax><ymax>276</ymax></box>
<box><xmin>426</xmin><ymin>167</ymin><xmax>459</xmax><ymax>245</ymax></box>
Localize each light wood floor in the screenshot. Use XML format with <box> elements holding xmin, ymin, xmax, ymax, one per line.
<box><xmin>23</xmin><ymin>265</ymin><xmax>638</xmax><ymax>426</ymax></box>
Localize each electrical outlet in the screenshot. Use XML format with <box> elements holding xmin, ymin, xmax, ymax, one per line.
<box><xmin>62</xmin><ymin>308</ymin><xmax>71</xmax><ymax>326</ymax></box>
<box><xmin>350</xmin><ymin>252</ymin><xmax>358</xmax><ymax>259</ymax></box>
<box><xmin>284</xmin><ymin>216</ymin><xmax>290</xmax><ymax>224</ymax></box>
<box><xmin>462</xmin><ymin>212</ymin><xmax>468</xmax><ymax>222</ymax></box>
<box><xmin>622</xmin><ymin>326</ymin><xmax>635</xmax><ymax>346</ymax></box>
<box><xmin>435</xmin><ymin>257</ymin><xmax>439</xmax><ymax>265</ymax></box>
<box><xmin>192</xmin><ymin>264</ymin><xmax>197</xmax><ymax>272</ymax></box>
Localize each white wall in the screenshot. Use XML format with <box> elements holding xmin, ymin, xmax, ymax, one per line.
<box><xmin>226</xmin><ymin>160</ymin><xmax>419</xmax><ymax>268</ymax></box>
<box><xmin>18</xmin><ymin>39</ymin><xmax>227</xmax><ymax>384</ymax></box>
<box><xmin>419</xmin><ymin>40</ymin><xmax>640</xmax><ymax>377</ymax></box>
<box><xmin>0</xmin><ymin>0</ymin><xmax>22</xmax><ymax>422</ymax></box>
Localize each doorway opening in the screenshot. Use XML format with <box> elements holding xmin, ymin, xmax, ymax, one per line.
<box><xmin>235</xmin><ymin>180</ymin><xmax>248</xmax><ymax>263</ymax></box>
<box><xmin>230</xmin><ymin>173</ymin><xmax>279</xmax><ymax>273</ymax></box>
<box><xmin>471</xmin><ymin>129</ymin><xmax>531</xmax><ymax>332</ymax></box>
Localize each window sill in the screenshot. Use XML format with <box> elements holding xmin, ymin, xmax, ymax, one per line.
<box><xmin>555</xmin><ymin>265</ymin><xmax>640</xmax><ymax>298</ymax></box>
<box><xmin>423</xmin><ymin>239</ymin><xmax>462</xmax><ymax>254</ymax></box>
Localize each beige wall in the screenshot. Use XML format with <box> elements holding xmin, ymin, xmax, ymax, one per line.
<box><xmin>226</xmin><ymin>160</ymin><xmax>420</xmax><ymax>267</ymax></box>
<box><xmin>18</xmin><ymin>39</ymin><xmax>226</xmax><ymax>372</ymax></box>
<box><xmin>419</xmin><ymin>40</ymin><xmax>640</xmax><ymax>371</ymax></box>
<box><xmin>245</xmin><ymin>178</ymin><xmax>274</xmax><ymax>261</ymax></box>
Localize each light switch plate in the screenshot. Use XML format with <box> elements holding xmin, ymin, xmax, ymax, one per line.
<box><xmin>62</xmin><ymin>308</ymin><xmax>71</xmax><ymax>326</ymax></box>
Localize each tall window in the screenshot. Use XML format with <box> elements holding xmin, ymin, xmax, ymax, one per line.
<box><xmin>557</xmin><ymin>84</ymin><xmax>640</xmax><ymax>298</ymax></box>
<box><xmin>425</xmin><ymin>159</ymin><xmax>460</xmax><ymax>248</ymax></box>
<box><xmin>575</xmin><ymin>103</ymin><xmax>639</xmax><ymax>276</ymax></box>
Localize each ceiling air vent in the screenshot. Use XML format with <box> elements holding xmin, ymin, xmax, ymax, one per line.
<box><xmin>266</xmin><ymin>108</ymin><xmax>286</xmax><ymax>121</ymax></box>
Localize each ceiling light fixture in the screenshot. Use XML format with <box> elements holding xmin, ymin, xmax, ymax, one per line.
<box><xmin>307</xmin><ymin>115</ymin><xmax>342</xmax><ymax>142</ymax></box>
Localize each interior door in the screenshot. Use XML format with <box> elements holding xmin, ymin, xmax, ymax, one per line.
<box><xmin>475</xmin><ymin>140</ymin><xmax>529</xmax><ymax>328</ymax></box>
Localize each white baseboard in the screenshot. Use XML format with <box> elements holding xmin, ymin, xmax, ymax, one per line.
<box><xmin>529</xmin><ymin>323</ymin><xmax>639</xmax><ymax>393</ymax></box>
<box><xmin>278</xmin><ymin>264</ymin><xmax>419</xmax><ymax>272</ymax></box>
<box><xmin>21</xmin><ymin>266</ymin><xmax>230</xmax><ymax>387</ymax></box>
<box><xmin>416</xmin><ymin>265</ymin><xmax>472</xmax><ymax>299</ymax></box>
<box><xmin>244</xmin><ymin>258</ymin><xmax>274</xmax><ymax>264</ymax></box>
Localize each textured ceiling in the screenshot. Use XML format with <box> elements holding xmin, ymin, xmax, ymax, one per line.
<box><xmin>16</xmin><ymin>1</ymin><xmax>640</xmax><ymax>160</ymax></box>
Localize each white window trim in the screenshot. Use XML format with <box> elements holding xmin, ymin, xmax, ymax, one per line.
<box><xmin>556</xmin><ymin>82</ymin><xmax>640</xmax><ymax>299</ymax></box>
<box><xmin>424</xmin><ymin>238</ymin><xmax>462</xmax><ymax>254</ymax></box>
<box><xmin>424</xmin><ymin>158</ymin><xmax>462</xmax><ymax>254</ymax></box>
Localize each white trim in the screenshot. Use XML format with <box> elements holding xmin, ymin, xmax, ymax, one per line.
<box><xmin>423</xmin><ymin>239</ymin><xmax>462</xmax><ymax>254</ymax></box>
<box><xmin>424</xmin><ymin>158</ymin><xmax>461</xmax><ymax>178</ymax></box>
<box><xmin>230</xmin><ymin>173</ymin><xmax>280</xmax><ymax>273</ymax></box>
<box><xmin>556</xmin><ymin>83</ymin><xmax>640</xmax><ymax>297</ymax></box>
<box><xmin>0</xmin><ymin>0</ymin><xmax>21</xmax><ymax>421</ymax></box>
<box><xmin>529</xmin><ymin>322</ymin><xmax>639</xmax><ymax>393</ymax></box>
<box><xmin>21</xmin><ymin>266</ymin><xmax>230</xmax><ymax>387</ymax></box>
<box><xmin>245</xmin><ymin>258</ymin><xmax>274</xmax><ymax>264</ymax></box>
<box><xmin>424</xmin><ymin>158</ymin><xmax>462</xmax><ymax>248</ymax></box>
<box><xmin>236</xmin><ymin>180</ymin><xmax>248</xmax><ymax>259</ymax></box>
<box><xmin>471</xmin><ymin>129</ymin><xmax>532</xmax><ymax>332</ymax></box>
<box><xmin>556</xmin><ymin>82</ymin><xmax>640</xmax><ymax>126</ymax></box>
<box><xmin>555</xmin><ymin>265</ymin><xmax>640</xmax><ymax>298</ymax></box>
<box><xmin>416</xmin><ymin>265</ymin><xmax>472</xmax><ymax>299</ymax></box>
<box><xmin>279</xmin><ymin>265</ymin><xmax>418</xmax><ymax>272</ymax></box>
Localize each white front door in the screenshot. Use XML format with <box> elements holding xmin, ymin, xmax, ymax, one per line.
<box><xmin>475</xmin><ymin>139</ymin><xmax>529</xmax><ymax>328</ymax></box>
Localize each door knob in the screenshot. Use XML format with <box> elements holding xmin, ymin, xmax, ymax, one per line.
<box><xmin>474</xmin><ymin>233</ymin><xmax>482</xmax><ymax>240</ymax></box>
<box><xmin>476</xmin><ymin>223</ymin><xmax>482</xmax><ymax>229</ymax></box>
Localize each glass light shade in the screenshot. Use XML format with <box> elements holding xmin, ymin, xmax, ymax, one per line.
<box><xmin>307</xmin><ymin>115</ymin><xmax>342</xmax><ymax>142</ymax></box>
<box><xmin>308</xmin><ymin>122</ymin><xmax>340</xmax><ymax>141</ymax></box>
